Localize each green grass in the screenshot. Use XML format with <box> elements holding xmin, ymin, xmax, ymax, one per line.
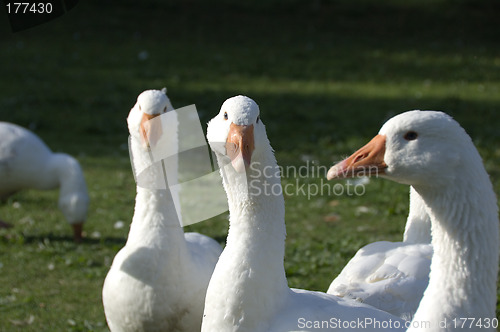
<box><xmin>1</xmin><ymin>0</ymin><xmax>500</xmax><ymax>330</ymax></box>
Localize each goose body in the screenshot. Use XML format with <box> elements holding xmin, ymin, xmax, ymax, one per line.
<box><xmin>202</xmin><ymin>96</ymin><xmax>405</xmax><ymax>332</ymax></box>
<box><xmin>327</xmin><ymin>184</ymin><xmax>432</xmax><ymax>320</ymax></box>
<box><xmin>327</xmin><ymin>110</ymin><xmax>499</xmax><ymax>331</ymax></box>
<box><xmin>102</xmin><ymin>89</ymin><xmax>222</xmax><ymax>332</ymax></box>
<box><xmin>0</xmin><ymin>122</ymin><xmax>89</xmax><ymax>241</ymax></box>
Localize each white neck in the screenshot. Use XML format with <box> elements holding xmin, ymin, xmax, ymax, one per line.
<box><xmin>403</xmin><ymin>186</ymin><xmax>432</xmax><ymax>243</ymax></box>
<box><xmin>409</xmin><ymin>157</ymin><xmax>499</xmax><ymax>331</ymax></box>
<box><xmin>126</xmin><ymin>136</ymin><xmax>186</xmax><ymax>252</ymax></box>
<box><xmin>205</xmin><ymin>145</ymin><xmax>290</xmax><ymax>330</ymax></box>
<box><xmin>48</xmin><ymin>153</ymin><xmax>89</xmax><ymax>223</ymax></box>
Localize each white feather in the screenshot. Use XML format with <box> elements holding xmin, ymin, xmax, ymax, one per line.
<box><xmin>328</xmin><ymin>188</ymin><xmax>432</xmax><ymax>321</ymax></box>
<box><xmin>202</xmin><ymin>96</ymin><xmax>405</xmax><ymax>332</ymax></box>
<box><xmin>102</xmin><ymin>89</ymin><xmax>222</xmax><ymax>332</ymax></box>
<box><xmin>330</xmin><ymin>110</ymin><xmax>499</xmax><ymax>331</ymax></box>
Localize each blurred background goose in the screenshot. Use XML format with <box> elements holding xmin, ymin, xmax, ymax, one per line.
<box><xmin>0</xmin><ymin>121</ymin><xmax>89</xmax><ymax>242</ymax></box>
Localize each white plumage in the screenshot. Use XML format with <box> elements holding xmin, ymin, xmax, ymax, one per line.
<box><xmin>327</xmin><ymin>177</ymin><xmax>432</xmax><ymax>321</ymax></box>
<box><xmin>328</xmin><ymin>110</ymin><xmax>499</xmax><ymax>331</ymax></box>
<box><xmin>0</xmin><ymin>122</ymin><xmax>89</xmax><ymax>241</ymax></box>
<box><xmin>102</xmin><ymin>89</ymin><xmax>222</xmax><ymax>332</ymax></box>
<box><xmin>202</xmin><ymin>96</ymin><xmax>405</xmax><ymax>332</ymax></box>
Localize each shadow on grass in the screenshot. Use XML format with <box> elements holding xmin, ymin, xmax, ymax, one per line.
<box><xmin>19</xmin><ymin>234</ymin><xmax>127</xmax><ymax>246</ymax></box>
<box><xmin>19</xmin><ymin>233</ymin><xmax>227</xmax><ymax>247</ymax></box>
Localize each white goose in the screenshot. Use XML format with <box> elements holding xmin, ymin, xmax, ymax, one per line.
<box><xmin>102</xmin><ymin>89</ymin><xmax>222</xmax><ymax>332</ymax></box>
<box><xmin>0</xmin><ymin>122</ymin><xmax>89</xmax><ymax>241</ymax></box>
<box><xmin>327</xmin><ymin>110</ymin><xmax>499</xmax><ymax>331</ymax></box>
<box><xmin>327</xmin><ymin>169</ymin><xmax>432</xmax><ymax>320</ymax></box>
<box><xmin>203</xmin><ymin>95</ymin><xmax>405</xmax><ymax>332</ymax></box>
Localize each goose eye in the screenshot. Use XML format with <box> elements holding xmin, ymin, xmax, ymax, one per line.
<box><xmin>404</xmin><ymin>131</ymin><xmax>418</xmax><ymax>141</ymax></box>
<box><xmin>139</xmin><ymin>105</ymin><xmax>141</xmax><ymax>111</ymax></box>
<box><xmin>224</xmin><ymin>112</ymin><xmax>228</xmax><ymax>120</ymax></box>
<box><xmin>256</xmin><ymin>116</ymin><xmax>260</xmax><ymax>123</ymax></box>
<box><xmin>163</xmin><ymin>107</ymin><xmax>167</xmax><ymax>113</ymax></box>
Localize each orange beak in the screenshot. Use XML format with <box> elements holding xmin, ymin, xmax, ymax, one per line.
<box><xmin>226</xmin><ymin>123</ymin><xmax>255</xmax><ymax>173</ymax></box>
<box><xmin>327</xmin><ymin>134</ymin><xmax>388</xmax><ymax>180</ymax></box>
<box><xmin>140</xmin><ymin>113</ymin><xmax>162</xmax><ymax>147</ymax></box>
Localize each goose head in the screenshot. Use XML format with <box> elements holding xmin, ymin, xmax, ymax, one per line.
<box><xmin>327</xmin><ymin>110</ymin><xmax>473</xmax><ymax>188</ymax></box>
<box><xmin>59</xmin><ymin>190</ymin><xmax>89</xmax><ymax>242</ymax></box>
<box><xmin>207</xmin><ymin>95</ymin><xmax>267</xmax><ymax>173</ymax></box>
<box><xmin>127</xmin><ymin>88</ymin><xmax>173</xmax><ymax>148</ymax></box>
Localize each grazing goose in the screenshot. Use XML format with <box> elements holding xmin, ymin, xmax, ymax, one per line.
<box><xmin>102</xmin><ymin>89</ymin><xmax>222</xmax><ymax>332</ymax></box>
<box><xmin>327</xmin><ymin>110</ymin><xmax>499</xmax><ymax>331</ymax></box>
<box><xmin>0</xmin><ymin>122</ymin><xmax>89</xmax><ymax>241</ymax></box>
<box><xmin>327</xmin><ymin>174</ymin><xmax>432</xmax><ymax>321</ymax></box>
<box><xmin>202</xmin><ymin>96</ymin><xmax>405</xmax><ymax>332</ymax></box>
